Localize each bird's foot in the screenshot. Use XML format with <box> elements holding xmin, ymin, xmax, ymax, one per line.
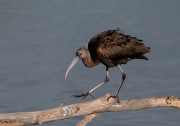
<box><xmin>72</xmin><ymin>91</ymin><xmax>95</xmax><ymax>99</ymax></box>
<box><xmin>107</xmin><ymin>95</ymin><xmax>120</xmax><ymax>104</ymax></box>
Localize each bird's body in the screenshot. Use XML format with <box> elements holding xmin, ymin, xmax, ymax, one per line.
<box><xmin>65</xmin><ymin>28</ymin><xmax>151</xmax><ymax>102</ymax></box>
<box><xmin>81</xmin><ymin>29</ymin><xmax>150</xmax><ymax>68</ymax></box>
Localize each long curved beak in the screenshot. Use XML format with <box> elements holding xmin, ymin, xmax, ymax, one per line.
<box><xmin>65</xmin><ymin>56</ymin><xmax>80</xmax><ymax>80</ymax></box>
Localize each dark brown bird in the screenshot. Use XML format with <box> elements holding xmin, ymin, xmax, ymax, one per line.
<box><xmin>65</xmin><ymin>28</ymin><xmax>150</xmax><ymax>103</ymax></box>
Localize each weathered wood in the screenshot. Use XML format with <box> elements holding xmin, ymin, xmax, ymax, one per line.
<box><xmin>0</xmin><ymin>94</ymin><xmax>179</xmax><ymax>126</ymax></box>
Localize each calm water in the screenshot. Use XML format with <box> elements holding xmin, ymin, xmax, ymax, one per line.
<box><xmin>0</xmin><ymin>1</ymin><xmax>180</xmax><ymax>126</ymax></box>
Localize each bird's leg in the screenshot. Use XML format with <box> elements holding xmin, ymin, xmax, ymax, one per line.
<box><xmin>108</xmin><ymin>64</ymin><xmax>126</xmax><ymax>103</ymax></box>
<box><xmin>72</xmin><ymin>67</ymin><xmax>109</xmax><ymax>99</ymax></box>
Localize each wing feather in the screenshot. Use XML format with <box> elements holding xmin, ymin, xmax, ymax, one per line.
<box><xmin>88</xmin><ymin>29</ymin><xmax>150</xmax><ymax>64</ymax></box>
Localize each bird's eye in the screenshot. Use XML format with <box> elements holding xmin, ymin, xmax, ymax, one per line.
<box><xmin>79</xmin><ymin>53</ymin><xmax>82</xmax><ymax>56</ymax></box>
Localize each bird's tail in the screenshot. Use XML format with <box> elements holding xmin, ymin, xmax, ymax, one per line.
<box><xmin>136</xmin><ymin>55</ymin><xmax>149</xmax><ymax>60</ymax></box>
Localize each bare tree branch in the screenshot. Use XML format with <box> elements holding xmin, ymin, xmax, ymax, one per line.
<box><xmin>0</xmin><ymin>93</ymin><xmax>179</xmax><ymax>126</ymax></box>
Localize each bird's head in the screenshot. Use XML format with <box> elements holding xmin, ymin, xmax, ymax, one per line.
<box><xmin>65</xmin><ymin>47</ymin><xmax>88</xmax><ymax>80</ymax></box>
<box><xmin>76</xmin><ymin>47</ymin><xmax>88</xmax><ymax>59</ymax></box>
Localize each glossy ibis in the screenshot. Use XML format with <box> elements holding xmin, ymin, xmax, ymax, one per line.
<box><xmin>65</xmin><ymin>28</ymin><xmax>150</xmax><ymax>103</ymax></box>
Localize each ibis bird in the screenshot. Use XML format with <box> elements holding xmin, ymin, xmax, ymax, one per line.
<box><xmin>65</xmin><ymin>28</ymin><xmax>150</xmax><ymax>103</ymax></box>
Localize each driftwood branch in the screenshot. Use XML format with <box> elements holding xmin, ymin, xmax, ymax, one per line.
<box><xmin>0</xmin><ymin>93</ymin><xmax>180</xmax><ymax>126</ymax></box>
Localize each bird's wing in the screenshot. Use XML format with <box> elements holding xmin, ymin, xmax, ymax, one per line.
<box><xmin>90</xmin><ymin>29</ymin><xmax>150</xmax><ymax>60</ymax></box>
<box><xmin>97</xmin><ymin>42</ymin><xmax>137</xmax><ymax>60</ymax></box>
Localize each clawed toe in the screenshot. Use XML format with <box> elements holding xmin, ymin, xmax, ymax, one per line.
<box><xmin>72</xmin><ymin>92</ymin><xmax>95</xmax><ymax>99</ymax></box>
<box><xmin>107</xmin><ymin>95</ymin><xmax>120</xmax><ymax>103</ymax></box>
<box><xmin>71</xmin><ymin>93</ymin><xmax>86</xmax><ymax>98</ymax></box>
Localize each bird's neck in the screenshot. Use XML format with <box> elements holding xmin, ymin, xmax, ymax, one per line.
<box><xmin>82</xmin><ymin>52</ymin><xmax>99</xmax><ymax>68</ymax></box>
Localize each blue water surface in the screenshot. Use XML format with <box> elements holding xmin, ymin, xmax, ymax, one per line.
<box><xmin>0</xmin><ymin>1</ymin><xmax>180</xmax><ymax>126</ymax></box>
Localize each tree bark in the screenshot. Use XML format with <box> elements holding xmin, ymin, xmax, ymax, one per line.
<box><xmin>0</xmin><ymin>93</ymin><xmax>179</xmax><ymax>126</ymax></box>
